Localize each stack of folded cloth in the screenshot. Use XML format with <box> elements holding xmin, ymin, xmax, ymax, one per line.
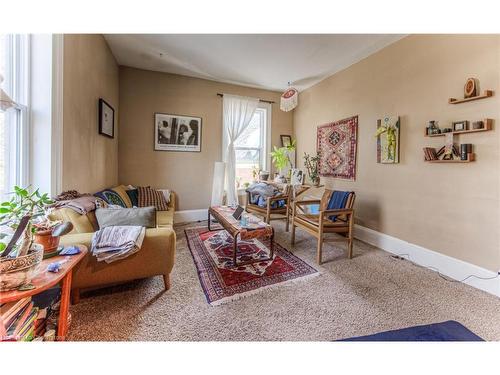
<box><xmin>91</xmin><ymin>225</ymin><xmax>146</xmax><ymax>263</ymax></box>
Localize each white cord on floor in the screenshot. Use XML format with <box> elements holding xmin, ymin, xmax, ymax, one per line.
<box><xmin>389</xmin><ymin>253</ymin><xmax>500</xmax><ymax>283</ymax></box>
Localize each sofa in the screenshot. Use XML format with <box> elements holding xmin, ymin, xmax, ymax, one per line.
<box><xmin>49</xmin><ymin>188</ymin><xmax>176</xmax><ymax>304</ymax></box>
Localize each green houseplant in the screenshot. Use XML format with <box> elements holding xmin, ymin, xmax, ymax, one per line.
<box><xmin>270</xmin><ymin>139</ymin><xmax>296</xmax><ymax>180</ymax></box>
<box><xmin>0</xmin><ymin>186</ymin><xmax>53</xmax><ymax>291</ymax></box>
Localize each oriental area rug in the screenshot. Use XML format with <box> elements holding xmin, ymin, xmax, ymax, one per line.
<box><xmin>185</xmin><ymin>227</ymin><xmax>319</xmax><ymax>305</ymax></box>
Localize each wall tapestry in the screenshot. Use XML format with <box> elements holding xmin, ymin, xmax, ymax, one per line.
<box><xmin>375</xmin><ymin>116</ymin><xmax>400</xmax><ymax>164</ymax></box>
<box><xmin>317</xmin><ymin>115</ymin><xmax>358</xmax><ymax>180</ymax></box>
<box><xmin>154</xmin><ymin>113</ymin><xmax>202</xmax><ymax>152</ymax></box>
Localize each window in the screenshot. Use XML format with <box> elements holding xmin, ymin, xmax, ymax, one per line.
<box><xmin>234</xmin><ymin>105</ymin><xmax>270</xmax><ymax>188</ymax></box>
<box><xmin>0</xmin><ymin>34</ymin><xmax>29</xmax><ymax>199</ymax></box>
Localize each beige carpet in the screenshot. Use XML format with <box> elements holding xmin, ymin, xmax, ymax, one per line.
<box><xmin>67</xmin><ymin>221</ymin><xmax>500</xmax><ymax>341</ymax></box>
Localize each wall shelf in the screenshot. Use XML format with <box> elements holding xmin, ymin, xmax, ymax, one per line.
<box><xmin>425</xmin><ymin>119</ymin><xmax>492</xmax><ymax>137</ymax></box>
<box><xmin>448</xmin><ymin>90</ymin><xmax>493</xmax><ymax>104</ymax></box>
<box><xmin>425</xmin><ymin>157</ymin><xmax>474</xmax><ymax>163</ymax></box>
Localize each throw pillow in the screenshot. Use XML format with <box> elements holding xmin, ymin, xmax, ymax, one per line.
<box><xmin>126</xmin><ymin>188</ymin><xmax>139</xmax><ymax>207</ymax></box>
<box><xmin>137</xmin><ymin>186</ymin><xmax>169</xmax><ymax>211</ymax></box>
<box><xmin>111</xmin><ymin>185</ymin><xmax>133</xmax><ymax>208</ymax></box>
<box><xmin>94</xmin><ymin>189</ymin><xmax>127</xmax><ymax>207</ymax></box>
<box><xmin>95</xmin><ymin>206</ymin><xmax>156</xmax><ymax>228</ymax></box>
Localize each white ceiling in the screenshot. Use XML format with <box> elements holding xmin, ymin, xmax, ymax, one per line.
<box><xmin>104</xmin><ymin>34</ymin><xmax>405</xmax><ymax>92</ymax></box>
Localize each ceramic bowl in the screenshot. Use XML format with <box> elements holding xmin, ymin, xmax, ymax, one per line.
<box><xmin>0</xmin><ymin>244</ymin><xmax>44</xmax><ymax>291</ymax></box>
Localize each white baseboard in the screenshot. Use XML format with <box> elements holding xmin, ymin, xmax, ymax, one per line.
<box><xmin>174</xmin><ymin>209</ymin><xmax>208</xmax><ymax>224</ymax></box>
<box><xmin>354</xmin><ymin>224</ymin><xmax>500</xmax><ymax>298</ymax></box>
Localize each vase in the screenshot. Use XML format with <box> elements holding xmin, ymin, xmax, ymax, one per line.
<box><xmin>34</xmin><ymin>229</ymin><xmax>61</xmax><ymax>255</ymax></box>
<box><xmin>0</xmin><ymin>243</ymin><xmax>44</xmax><ymax>291</ymax></box>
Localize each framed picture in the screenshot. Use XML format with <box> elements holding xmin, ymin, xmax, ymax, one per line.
<box><xmin>154</xmin><ymin>113</ymin><xmax>202</xmax><ymax>152</ymax></box>
<box><xmin>290</xmin><ymin>168</ymin><xmax>304</xmax><ymax>185</ymax></box>
<box><xmin>376</xmin><ymin>116</ymin><xmax>400</xmax><ymax>164</ymax></box>
<box><xmin>453</xmin><ymin>121</ymin><xmax>468</xmax><ymax>132</ymax></box>
<box><xmin>98</xmin><ymin>98</ymin><xmax>115</xmax><ymax>138</ymax></box>
<box><xmin>280</xmin><ymin>134</ymin><xmax>292</xmax><ymax>147</ymax></box>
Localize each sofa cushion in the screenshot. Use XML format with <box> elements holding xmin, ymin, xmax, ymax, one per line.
<box><xmin>126</xmin><ymin>188</ymin><xmax>139</xmax><ymax>207</ymax></box>
<box><xmin>95</xmin><ymin>206</ymin><xmax>157</xmax><ymax>228</ymax></box>
<box><xmin>49</xmin><ymin>207</ymin><xmax>98</xmax><ymax>234</ymax></box>
<box><xmin>94</xmin><ymin>189</ymin><xmax>127</xmax><ymax>207</ymax></box>
<box><xmin>137</xmin><ymin>186</ymin><xmax>169</xmax><ymax>211</ymax></box>
<box><xmin>111</xmin><ymin>185</ymin><xmax>133</xmax><ymax>208</ymax></box>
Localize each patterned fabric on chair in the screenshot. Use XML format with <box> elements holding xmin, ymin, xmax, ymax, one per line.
<box><xmin>291</xmin><ymin>189</ymin><xmax>355</xmax><ymax>264</ymax></box>
<box><xmin>245</xmin><ymin>182</ymin><xmax>291</xmax><ymax>230</ymax></box>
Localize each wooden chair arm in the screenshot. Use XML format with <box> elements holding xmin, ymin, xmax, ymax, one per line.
<box><xmin>320</xmin><ymin>208</ymin><xmax>353</xmax><ymax>217</ymax></box>
<box><xmin>294</xmin><ymin>199</ymin><xmax>321</xmax><ymax>207</ymax></box>
<box><xmin>267</xmin><ymin>194</ymin><xmax>289</xmax><ymax>203</ymax></box>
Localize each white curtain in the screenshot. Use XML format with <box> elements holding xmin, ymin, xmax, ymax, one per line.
<box><xmin>222</xmin><ymin>94</ymin><xmax>259</xmax><ymax>206</ymax></box>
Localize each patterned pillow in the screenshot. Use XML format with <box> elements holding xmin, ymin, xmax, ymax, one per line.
<box><xmin>126</xmin><ymin>188</ymin><xmax>139</xmax><ymax>207</ymax></box>
<box><xmin>94</xmin><ymin>189</ymin><xmax>127</xmax><ymax>208</ymax></box>
<box><xmin>137</xmin><ymin>186</ymin><xmax>169</xmax><ymax>211</ymax></box>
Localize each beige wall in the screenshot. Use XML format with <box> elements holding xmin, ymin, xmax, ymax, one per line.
<box><xmin>118</xmin><ymin>67</ymin><xmax>293</xmax><ymax>210</ymax></box>
<box><xmin>294</xmin><ymin>35</ymin><xmax>500</xmax><ymax>271</ymax></box>
<box><xmin>62</xmin><ymin>34</ymin><xmax>119</xmax><ymax>192</ymax></box>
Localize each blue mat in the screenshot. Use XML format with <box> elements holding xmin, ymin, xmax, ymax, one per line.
<box><xmin>341</xmin><ymin>321</ymin><xmax>483</xmax><ymax>341</ymax></box>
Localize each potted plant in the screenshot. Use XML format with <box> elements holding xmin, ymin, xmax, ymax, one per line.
<box><xmin>270</xmin><ymin>139</ymin><xmax>296</xmax><ymax>182</ymax></box>
<box><xmin>0</xmin><ymin>186</ymin><xmax>53</xmax><ymax>291</ymax></box>
<box><xmin>304</xmin><ymin>152</ymin><xmax>321</xmax><ymax>186</ymax></box>
<box><xmin>33</xmin><ymin>219</ymin><xmax>63</xmax><ymax>257</ymax></box>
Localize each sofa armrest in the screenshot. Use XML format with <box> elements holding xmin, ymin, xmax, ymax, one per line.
<box><xmin>59</xmin><ymin>232</ymin><xmax>94</xmax><ymax>250</ymax></box>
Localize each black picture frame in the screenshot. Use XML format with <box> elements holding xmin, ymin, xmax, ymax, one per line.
<box><xmin>98</xmin><ymin>98</ymin><xmax>115</xmax><ymax>138</ymax></box>
<box><xmin>154</xmin><ymin>112</ymin><xmax>202</xmax><ymax>152</ymax></box>
<box><xmin>280</xmin><ymin>134</ymin><xmax>292</xmax><ymax>147</ymax></box>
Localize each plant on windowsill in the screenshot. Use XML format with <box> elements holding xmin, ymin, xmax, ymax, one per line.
<box><xmin>0</xmin><ymin>186</ymin><xmax>53</xmax><ymax>291</ymax></box>
<box><xmin>270</xmin><ymin>139</ymin><xmax>296</xmax><ymax>182</ymax></box>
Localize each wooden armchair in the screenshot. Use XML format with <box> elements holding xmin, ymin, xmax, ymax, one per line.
<box><xmin>291</xmin><ymin>189</ymin><xmax>355</xmax><ymax>264</ymax></box>
<box><xmin>245</xmin><ymin>183</ymin><xmax>291</xmax><ymax>231</ymax></box>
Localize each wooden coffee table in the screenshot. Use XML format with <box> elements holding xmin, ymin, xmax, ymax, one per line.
<box><xmin>0</xmin><ymin>245</ymin><xmax>87</xmax><ymax>341</ymax></box>
<box><xmin>208</xmin><ymin>206</ymin><xmax>274</xmax><ymax>266</ymax></box>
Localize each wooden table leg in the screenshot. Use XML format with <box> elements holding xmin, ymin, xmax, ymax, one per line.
<box><xmin>233</xmin><ymin>233</ymin><xmax>238</xmax><ymax>266</ymax></box>
<box><xmin>269</xmin><ymin>230</ymin><xmax>274</xmax><ymax>260</ymax></box>
<box><xmin>207</xmin><ymin>209</ymin><xmax>211</xmax><ymax>230</ymax></box>
<box><xmin>57</xmin><ymin>270</ymin><xmax>72</xmax><ymax>341</ymax></box>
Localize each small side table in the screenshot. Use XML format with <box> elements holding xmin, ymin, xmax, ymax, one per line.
<box><xmin>0</xmin><ymin>244</ymin><xmax>87</xmax><ymax>341</ymax></box>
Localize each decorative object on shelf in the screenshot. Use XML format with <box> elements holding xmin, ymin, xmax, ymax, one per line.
<box><xmin>442</xmin><ymin>133</ymin><xmax>455</xmax><ymax>160</ymax></box>
<box><xmin>426</xmin><ymin>120</ymin><xmax>440</xmax><ymax>136</ymax></box>
<box><xmin>280</xmin><ymin>134</ymin><xmax>292</xmax><ymax>147</ymax></box>
<box><xmin>270</xmin><ymin>139</ymin><xmax>296</xmax><ymax>180</ymax></box>
<box><xmin>460</xmin><ymin>144</ymin><xmax>472</xmax><ymax>161</ymax></box>
<box><xmin>290</xmin><ymin>169</ymin><xmax>304</xmax><ymax>186</ymax></box>
<box><xmin>442</xmin><ymin>128</ymin><xmax>453</xmax><ymax>133</ymax></box>
<box><xmin>464</xmin><ymin>78</ymin><xmax>478</xmax><ymax>98</ymax></box>
<box><xmin>303</xmin><ymin>152</ymin><xmax>321</xmax><ymax>186</ymax></box>
<box><xmin>453</xmin><ymin>121</ymin><xmax>468</xmax><ymax>132</ymax></box>
<box><xmin>154</xmin><ymin>113</ymin><xmax>202</xmax><ymax>152</ymax></box>
<box><xmin>449</xmin><ymin>78</ymin><xmax>493</xmax><ymax>104</ymax></box>
<box><xmin>375</xmin><ymin>116</ymin><xmax>400</xmax><ymax>164</ymax></box>
<box><xmin>317</xmin><ymin>115</ymin><xmax>358</xmax><ymax>180</ymax></box>
<box><xmin>98</xmin><ymin>98</ymin><xmax>115</xmax><ymax>138</ymax></box>
<box><xmin>0</xmin><ymin>73</ymin><xmax>17</xmax><ymax>112</ymax></box>
<box><xmin>0</xmin><ymin>187</ymin><xmax>53</xmax><ymax>291</ymax></box>
<box><xmin>472</xmin><ymin>120</ymin><xmax>484</xmax><ymax>130</ymax></box>
<box><xmin>280</xmin><ymin>83</ymin><xmax>299</xmax><ymax>112</ymax></box>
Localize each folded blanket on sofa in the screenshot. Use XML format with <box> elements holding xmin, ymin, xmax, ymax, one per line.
<box><xmin>50</xmin><ymin>195</ymin><xmax>102</xmax><ymax>215</ymax></box>
<box><xmin>91</xmin><ymin>225</ymin><xmax>146</xmax><ymax>264</ymax></box>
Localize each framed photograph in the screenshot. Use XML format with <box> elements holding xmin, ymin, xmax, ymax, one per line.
<box><xmin>154</xmin><ymin>113</ymin><xmax>202</xmax><ymax>152</ymax></box>
<box><xmin>290</xmin><ymin>168</ymin><xmax>304</xmax><ymax>185</ymax></box>
<box><xmin>280</xmin><ymin>134</ymin><xmax>292</xmax><ymax>147</ymax></box>
<box><xmin>453</xmin><ymin>121</ymin><xmax>468</xmax><ymax>132</ymax></box>
<box><xmin>98</xmin><ymin>98</ymin><xmax>115</xmax><ymax>138</ymax></box>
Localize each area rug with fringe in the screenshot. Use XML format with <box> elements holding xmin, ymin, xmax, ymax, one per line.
<box><xmin>185</xmin><ymin>226</ymin><xmax>319</xmax><ymax>305</ymax></box>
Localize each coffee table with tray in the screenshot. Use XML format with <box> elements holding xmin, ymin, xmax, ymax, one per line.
<box><xmin>207</xmin><ymin>206</ymin><xmax>274</xmax><ymax>266</ymax></box>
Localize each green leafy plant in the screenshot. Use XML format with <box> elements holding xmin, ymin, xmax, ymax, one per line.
<box><xmin>270</xmin><ymin>139</ymin><xmax>296</xmax><ymax>175</ymax></box>
<box><xmin>304</xmin><ymin>152</ymin><xmax>321</xmax><ymax>185</ymax></box>
<box><xmin>0</xmin><ymin>186</ymin><xmax>53</xmax><ymax>258</ymax></box>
